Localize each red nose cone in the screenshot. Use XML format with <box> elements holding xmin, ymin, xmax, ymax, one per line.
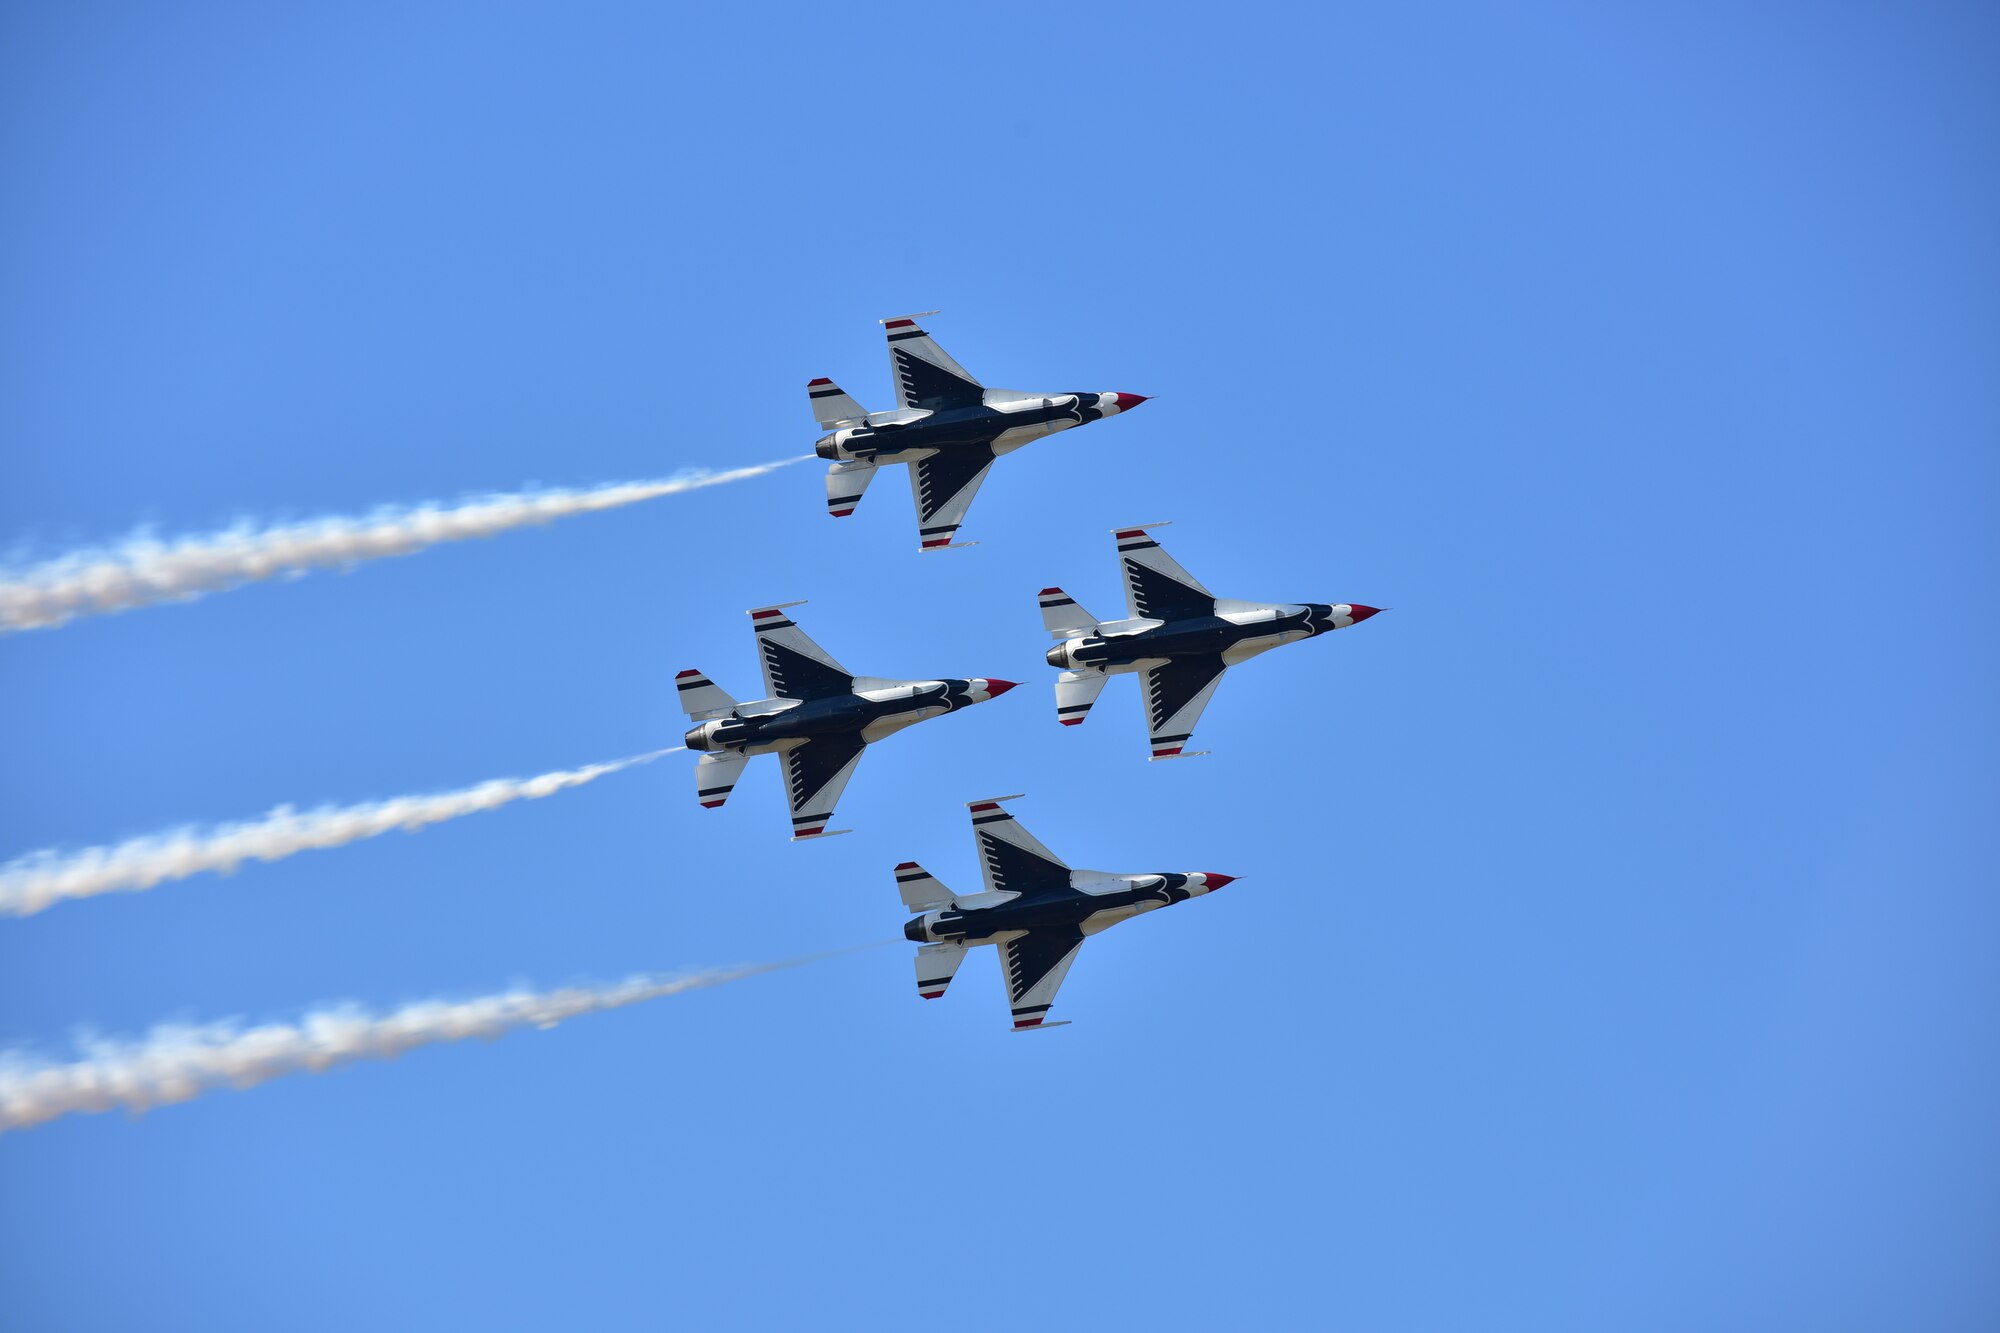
<box><xmin>1203</xmin><ymin>873</ymin><xmax>1236</xmax><ymax>890</ymax></box>
<box><xmin>1113</xmin><ymin>392</ymin><xmax>1148</xmax><ymax>412</ymax></box>
<box><xmin>1347</xmin><ymin>605</ymin><xmax>1382</xmax><ymax>623</ymax></box>
<box><xmin>981</xmin><ymin>679</ymin><xmax>1018</xmax><ymax>698</ymax></box>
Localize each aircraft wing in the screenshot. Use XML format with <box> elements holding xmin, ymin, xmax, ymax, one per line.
<box><xmin>1000</xmin><ymin>926</ymin><xmax>1085</xmax><ymax>1029</ymax></box>
<box><xmin>1116</xmin><ymin>526</ymin><xmax>1216</xmax><ymax>620</ymax></box>
<box><xmin>969</xmin><ymin>798</ymin><xmax>1071</xmax><ymax>896</ymax></box>
<box><xmin>1142</xmin><ymin>653</ymin><xmax>1228</xmax><ymax>760</ymax></box>
<box><xmin>783</xmin><ymin>734</ymin><xmax>867</xmax><ymax>839</ymax></box>
<box><xmin>883</xmin><ymin>316</ymin><xmax>984</xmax><ymax>412</ymax></box>
<box><xmin>908</xmin><ymin>447</ymin><xmax>996</xmax><ymax>551</ymax></box>
<box><xmin>750</xmin><ymin>604</ymin><xmax>855</xmax><ymax>701</ymax></box>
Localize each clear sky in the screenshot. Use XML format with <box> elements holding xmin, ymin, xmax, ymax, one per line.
<box><xmin>2</xmin><ymin>3</ymin><xmax>1995</xmax><ymax>1329</ymax></box>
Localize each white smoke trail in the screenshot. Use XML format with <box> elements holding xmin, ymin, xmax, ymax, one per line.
<box><xmin>0</xmin><ymin>951</ymin><xmax>873</xmax><ymax>1134</ymax></box>
<box><xmin>0</xmin><ymin>749</ymin><xmax>680</xmax><ymax>919</ymax></box>
<box><xmin>0</xmin><ymin>456</ymin><xmax>812</xmax><ymax>633</ymax></box>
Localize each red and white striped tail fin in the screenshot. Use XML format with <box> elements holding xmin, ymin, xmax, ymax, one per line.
<box><xmin>1038</xmin><ymin>586</ymin><xmax>1101</xmax><ymax>639</ymax></box>
<box><xmin>914</xmin><ymin>943</ymin><xmax>968</xmax><ymax>1000</ymax></box>
<box><xmin>824</xmin><ymin>459</ymin><xmax>876</xmax><ymax>519</ymax></box>
<box><xmin>895</xmin><ymin>861</ymin><xmax>955</xmax><ymax>911</ymax></box>
<box><xmin>1054</xmin><ymin>669</ymin><xmax>1110</xmax><ymax>728</ymax></box>
<box><xmin>807</xmin><ymin>377</ymin><xmax>868</xmax><ymax>428</ymax></box>
<box><xmin>694</xmin><ymin>751</ymin><xmax>749</xmax><ymax>809</ymax></box>
<box><xmin>674</xmin><ymin>669</ymin><xmax>737</xmax><ymax>721</ymax></box>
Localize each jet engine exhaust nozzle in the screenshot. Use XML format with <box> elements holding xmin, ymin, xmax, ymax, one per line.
<box><xmin>683</xmin><ymin>722</ymin><xmax>718</xmax><ymax>752</ymax></box>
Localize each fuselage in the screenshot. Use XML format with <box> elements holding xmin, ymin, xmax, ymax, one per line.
<box><xmin>1047</xmin><ymin>603</ymin><xmax>1368</xmax><ymax>674</ymax></box>
<box><xmin>815</xmin><ymin>390</ymin><xmax>1136</xmax><ymax>465</ymax></box>
<box><xmin>684</xmin><ymin>680</ymin><xmax>998</xmax><ymax>756</ymax></box>
<box><xmin>904</xmin><ymin>871</ymin><xmax>1231</xmax><ymax>946</ymax></box>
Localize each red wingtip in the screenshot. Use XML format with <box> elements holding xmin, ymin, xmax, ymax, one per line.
<box><xmin>676</xmin><ymin>669</ymin><xmax>701</xmax><ymax>679</ymax></box>
<box><xmin>808</xmin><ymin>377</ymin><xmax>832</xmax><ymax>386</ymax></box>
<box><xmin>1039</xmin><ymin>587</ymin><xmax>1064</xmax><ymax>597</ymax></box>
<box><xmin>895</xmin><ymin>861</ymin><xmax>919</xmax><ymax>871</ymax></box>
<box><xmin>1059</xmin><ymin>718</ymin><xmax>1083</xmax><ymax>727</ymax></box>
<box><xmin>699</xmin><ymin>800</ymin><xmax>725</xmax><ymax>809</ymax></box>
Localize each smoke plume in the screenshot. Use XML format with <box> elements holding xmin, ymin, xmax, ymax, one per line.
<box><xmin>0</xmin><ymin>955</ymin><xmax>853</xmax><ymax>1134</ymax></box>
<box><xmin>0</xmin><ymin>457</ymin><xmax>810</xmax><ymax>633</ymax></box>
<box><xmin>0</xmin><ymin>750</ymin><xmax>679</xmax><ymax>919</ymax></box>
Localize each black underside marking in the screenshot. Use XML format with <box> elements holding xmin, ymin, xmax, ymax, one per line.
<box><xmin>1146</xmin><ymin>654</ymin><xmax>1227</xmax><ymax>733</ymax></box>
<box><xmin>913</xmin><ymin>455</ymin><xmax>993</xmax><ymax>528</ymax></box>
<box><xmin>912</xmin><ymin>448</ymin><xmax>995</xmax><ymax>525</ymax></box>
<box><xmin>1126</xmin><ymin>559</ymin><xmax>1215</xmax><ymax>621</ymax></box>
<box><xmin>1003</xmin><ymin>929</ymin><xmax>1083</xmax><ymax>1005</ymax></box>
<box><xmin>759</xmin><ymin>639</ymin><xmax>854</xmax><ymax>701</ymax></box>
<box><xmin>978</xmin><ymin>830</ymin><xmax>1070</xmax><ymax>897</ymax></box>
<box><xmin>785</xmin><ymin>734</ymin><xmax>866</xmax><ymax>815</ymax></box>
<box><xmin>892</xmin><ymin>346</ymin><xmax>983</xmax><ymax>411</ymax></box>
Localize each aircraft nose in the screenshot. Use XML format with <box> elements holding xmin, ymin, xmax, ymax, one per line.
<box><xmin>974</xmin><ymin>678</ymin><xmax>1018</xmax><ymax>700</ymax></box>
<box><xmin>1201</xmin><ymin>873</ymin><xmax>1236</xmax><ymax>891</ymax></box>
<box><xmin>1346</xmin><ymin>605</ymin><xmax>1382</xmax><ymax>624</ymax></box>
<box><xmin>1108</xmin><ymin>392</ymin><xmax>1148</xmax><ymax>414</ymax></box>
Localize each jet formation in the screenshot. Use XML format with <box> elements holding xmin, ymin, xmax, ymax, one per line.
<box><xmin>670</xmin><ymin>315</ymin><xmax>1384</xmax><ymax>1028</ymax></box>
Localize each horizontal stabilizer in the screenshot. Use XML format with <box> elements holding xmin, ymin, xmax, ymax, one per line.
<box><xmin>1054</xmin><ymin>669</ymin><xmax>1110</xmax><ymax>728</ymax></box>
<box><xmin>915</xmin><ymin>943</ymin><xmax>968</xmax><ymax>1000</ymax></box>
<box><xmin>895</xmin><ymin>861</ymin><xmax>955</xmax><ymax>911</ymax></box>
<box><xmin>1039</xmin><ymin>587</ymin><xmax>1101</xmax><ymax>639</ymax></box>
<box><xmin>694</xmin><ymin>751</ymin><xmax>749</xmax><ymax>809</ymax></box>
<box><xmin>807</xmin><ymin>377</ymin><xmax>868</xmax><ymax>427</ymax></box>
<box><xmin>675</xmin><ymin>669</ymin><xmax>737</xmax><ymax>721</ymax></box>
<box><xmin>825</xmin><ymin>460</ymin><xmax>876</xmax><ymax>519</ymax></box>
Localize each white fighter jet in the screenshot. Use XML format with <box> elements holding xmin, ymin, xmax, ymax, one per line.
<box><xmin>1040</xmin><ymin>524</ymin><xmax>1381</xmax><ymax>759</ymax></box>
<box><xmin>677</xmin><ymin>603</ymin><xmax>1015</xmax><ymax>840</ymax></box>
<box><xmin>809</xmin><ymin>313</ymin><xmax>1147</xmax><ymax>550</ymax></box>
<box><xmin>899</xmin><ymin>795</ymin><xmax>1236</xmax><ymax>1030</ymax></box>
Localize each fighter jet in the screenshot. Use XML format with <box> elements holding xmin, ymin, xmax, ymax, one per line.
<box><xmin>1040</xmin><ymin>524</ymin><xmax>1381</xmax><ymax>759</ymax></box>
<box><xmin>899</xmin><ymin>795</ymin><xmax>1235</xmax><ymax>1030</ymax></box>
<box><xmin>677</xmin><ymin>602</ymin><xmax>1015</xmax><ymax>840</ymax></box>
<box><xmin>809</xmin><ymin>313</ymin><xmax>1147</xmax><ymax>550</ymax></box>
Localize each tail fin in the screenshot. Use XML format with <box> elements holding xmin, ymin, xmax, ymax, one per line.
<box><xmin>1039</xmin><ymin>587</ymin><xmax>1101</xmax><ymax>638</ymax></box>
<box><xmin>694</xmin><ymin>751</ymin><xmax>749</xmax><ymax>809</ymax></box>
<box><xmin>914</xmin><ymin>943</ymin><xmax>968</xmax><ymax>1000</ymax></box>
<box><xmin>825</xmin><ymin>459</ymin><xmax>877</xmax><ymax>518</ymax></box>
<box><xmin>1054</xmin><ymin>670</ymin><xmax>1111</xmax><ymax>728</ymax></box>
<box><xmin>895</xmin><ymin>861</ymin><xmax>955</xmax><ymax>911</ymax></box>
<box><xmin>675</xmin><ymin>669</ymin><xmax>737</xmax><ymax>721</ymax></box>
<box><xmin>808</xmin><ymin>378</ymin><xmax>868</xmax><ymax>428</ymax></box>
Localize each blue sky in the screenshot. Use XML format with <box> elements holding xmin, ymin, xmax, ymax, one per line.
<box><xmin>2</xmin><ymin>3</ymin><xmax>1995</xmax><ymax>1329</ymax></box>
